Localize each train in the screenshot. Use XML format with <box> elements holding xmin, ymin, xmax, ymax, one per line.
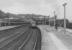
<box><xmin>0</xmin><ymin>18</ymin><xmax>32</xmax><ymax>26</ymax></box>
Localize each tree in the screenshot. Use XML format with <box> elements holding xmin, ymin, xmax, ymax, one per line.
<box><xmin>0</xmin><ymin>10</ymin><xmax>9</xmax><ymax>19</ymax></box>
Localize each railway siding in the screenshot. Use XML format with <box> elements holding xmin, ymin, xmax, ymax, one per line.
<box><xmin>0</xmin><ymin>25</ymin><xmax>41</xmax><ymax>50</ymax></box>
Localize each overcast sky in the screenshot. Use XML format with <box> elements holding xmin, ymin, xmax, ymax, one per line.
<box><xmin>0</xmin><ymin>0</ymin><xmax>72</xmax><ymax>21</ymax></box>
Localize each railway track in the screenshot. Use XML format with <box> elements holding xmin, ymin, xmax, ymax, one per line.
<box><xmin>0</xmin><ymin>25</ymin><xmax>41</xmax><ymax>50</ymax></box>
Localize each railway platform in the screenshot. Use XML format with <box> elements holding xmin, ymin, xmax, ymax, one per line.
<box><xmin>38</xmin><ymin>25</ymin><xmax>72</xmax><ymax>50</ymax></box>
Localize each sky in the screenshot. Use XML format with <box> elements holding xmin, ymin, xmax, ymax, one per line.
<box><xmin>0</xmin><ymin>0</ymin><xmax>72</xmax><ymax>21</ymax></box>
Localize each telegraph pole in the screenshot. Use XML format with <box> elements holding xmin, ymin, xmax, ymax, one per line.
<box><xmin>63</xmin><ymin>3</ymin><xmax>67</xmax><ymax>34</ymax></box>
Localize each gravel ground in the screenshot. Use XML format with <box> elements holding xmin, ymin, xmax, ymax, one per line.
<box><xmin>0</xmin><ymin>26</ymin><xmax>19</xmax><ymax>31</ymax></box>
<box><xmin>0</xmin><ymin>25</ymin><xmax>42</xmax><ymax>50</ymax></box>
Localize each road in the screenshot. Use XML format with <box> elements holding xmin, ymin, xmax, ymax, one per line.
<box><xmin>0</xmin><ymin>25</ymin><xmax>41</xmax><ymax>50</ymax></box>
<box><xmin>38</xmin><ymin>25</ymin><xmax>72</xmax><ymax>50</ymax></box>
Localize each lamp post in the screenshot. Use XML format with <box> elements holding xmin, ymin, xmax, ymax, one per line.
<box><xmin>48</xmin><ymin>15</ymin><xmax>50</xmax><ymax>26</ymax></box>
<box><xmin>54</xmin><ymin>11</ymin><xmax>57</xmax><ymax>29</ymax></box>
<box><xmin>54</xmin><ymin>11</ymin><xmax>56</xmax><ymax>28</ymax></box>
<box><xmin>63</xmin><ymin>3</ymin><xmax>67</xmax><ymax>34</ymax></box>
